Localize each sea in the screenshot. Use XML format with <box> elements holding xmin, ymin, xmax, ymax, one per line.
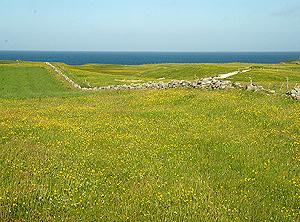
<box><xmin>0</xmin><ymin>51</ymin><xmax>300</xmax><ymax>65</ymax></box>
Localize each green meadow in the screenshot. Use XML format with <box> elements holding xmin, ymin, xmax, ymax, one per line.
<box><xmin>230</xmin><ymin>63</ymin><xmax>300</xmax><ymax>91</ymax></box>
<box><xmin>0</xmin><ymin>63</ymin><xmax>75</xmax><ymax>98</ymax></box>
<box><xmin>0</xmin><ymin>61</ymin><xmax>299</xmax><ymax>221</ymax></box>
<box><xmin>57</xmin><ymin>63</ymin><xmax>251</xmax><ymax>87</ymax></box>
<box><xmin>55</xmin><ymin>62</ymin><xmax>300</xmax><ymax>91</ymax></box>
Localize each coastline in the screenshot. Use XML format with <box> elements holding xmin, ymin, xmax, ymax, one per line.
<box><xmin>1</xmin><ymin>51</ymin><xmax>300</xmax><ymax>65</ymax></box>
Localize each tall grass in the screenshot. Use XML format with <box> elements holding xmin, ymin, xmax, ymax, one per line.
<box><xmin>0</xmin><ymin>89</ymin><xmax>299</xmax><ymax>221</ymax></box>
<box><xmin>0</xmin><ymin>61</ymin><xmax>299</xmax><ymax>221</ymax></box>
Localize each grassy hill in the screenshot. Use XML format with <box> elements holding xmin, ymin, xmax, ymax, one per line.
<box><xmin>57</xmin><ymin>63</ymin><xmax>251</xmax><ymax>87</ymax></box>
<box><xmin>0</xmin><ymin>61</ymin><xmax>299</xmax><ymax>221</ymax></box>
<box><xmin>54</xmin><ymin>62</ymin><xmax>300</xmax><ymax>92</ymax></box>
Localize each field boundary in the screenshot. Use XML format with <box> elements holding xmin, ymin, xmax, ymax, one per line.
<box><xmin>46</xmin><ymin>62</ymin><xmax>249</xmax><ymax>91</ymax></box>
<box><xmin>45</xmin><ymin>62</ymin><xmax>299</xmax><ymax>100</ymax></box>
<box><xmin>46</xmin><ymin>62</ymin><xmax>82</xmax><ymax>90</ymax></box>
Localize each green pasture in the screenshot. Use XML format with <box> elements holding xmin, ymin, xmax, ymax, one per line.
<box><xmin>0</xmin><ymin>60</ymin><xmax>299</xmax><ymax>221</ymax></box>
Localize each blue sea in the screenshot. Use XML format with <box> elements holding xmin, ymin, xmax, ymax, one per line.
<box><xmin>0</xmin><ymin>51</ymin><xmax>300</xmax><ymax>65</ymax></box>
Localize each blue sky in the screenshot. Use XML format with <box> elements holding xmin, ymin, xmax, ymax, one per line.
<box><xmin>1</xmin><ymin>0</ymin><xmax>300</xmax><ymax>51</ymax></box>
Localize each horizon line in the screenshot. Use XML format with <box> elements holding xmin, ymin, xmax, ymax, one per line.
<box><xmin>1</xmin><ymin>50</ymin><xmax>300</xmax><ymax>53</ymax></box>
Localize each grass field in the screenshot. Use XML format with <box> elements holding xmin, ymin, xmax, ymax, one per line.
<box><xmin>0</xmin><ymin>62</ymin><xmax>75</xmax><ymax>98</ymax></box>
<box><xmin>56</xmin><ymin>62</ymin><xmax>300</xmax><ymax>93</ymax></box>
<box><xmin>57</xmin><ymin>63</ymin><xmax>251</xmax><ymax>87</ymax></box>
<box><xmin>0</xmin><ymin>61</ymin><xmax>299</xmax><ymax>221</ymax></box>
<box><xmin>230</xmin><ymin>63</ymin><xmax>300</xmax><ymax>91</ymax></box>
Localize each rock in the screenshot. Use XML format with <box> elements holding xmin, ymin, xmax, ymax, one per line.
<box><xmin>257</xmin><ymin>86</ymin><xmax>264</xmax><ymax>91</ymax></box>
<box><xmin>290</xmin><ymin>89</ymin><xmax>298</xmax><ymax>95</ymax></box>
<box><xmin>91</xmin><ymin>78</ymin><xmax>242</xmax><ymax>91</ymax></box>
<box><xmin>287</xmin><ymin>88</ymin><xmax>300</xmax><ymax>100</ymax></box>
<box><xmin>246</xmin><ymin>84</ymin><xmax>264</xmax><ymax>92</ymax></box>
<box><xmin>232</xmin><ymin>82</ymin><xmax>242</xmax><ymax>89</ymax></box>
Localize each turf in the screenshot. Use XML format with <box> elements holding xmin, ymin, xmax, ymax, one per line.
<box><xmin>0</xmin><ymin>60</ymin><xmax>18</xmax><ymax>64</ymax></box>
<box><xmin>57</xmin><ymin>63</ymin><xmax>252</xmax><ymax>87</ymax></box>
<box><xmin>0</xmin><ymin>61</ymin><xmax>299</xmax><ymax>221</ymax></box>
<box><xmin>57</xmin><ymin>62</ymin><xmax>300</xmax><ymax>93</ymax></box>
<box><xmin>0</xmin><ymin>62</ymin><xmax>75</xmax><ymax>98</ymax></box>
<box><xmin>229</xmin><ymin>63</ymin><xmax>300</xmax><ymax>91</ymax></box>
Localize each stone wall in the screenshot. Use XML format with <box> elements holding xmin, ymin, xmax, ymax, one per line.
<box><xmin>87</xmin><ymin>78</ymin><xmax>243</xmax><ymax>91</ymax></box>
<box><xmin>287</xmin><ymin>88</ymin><xmax>300</xmax><ymax>100</ymax></box>
<box><xmin>46</xmin><ymin>62</ymin><xmax>299</xmax><ymax>101</ymax></box>
<box><xmin>46</xmin><ymin>62</ymin><xmax>242</xmax><ymax>91</ymax></box>
<box><xmin>46</xmin><ymin>62</ymin><xmax>82</xmax><ymax>90</ymax></box>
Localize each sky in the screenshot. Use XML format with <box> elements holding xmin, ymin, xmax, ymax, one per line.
<box><xmin>1</xmin><ymin>0</ymin><xmax>300</xmax><ymax>51</ymax></box>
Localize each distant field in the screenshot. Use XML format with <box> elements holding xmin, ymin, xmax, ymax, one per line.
<box><xmin>2</xmin><ymin>61</ymin><xmax>299</xmax><ymax>93</ymax></box>
<box><xmin>0</xmin><ymin>60</ymin><xmax>18</xmax><ymax>64</ymax></box>
<box><xmin>57</xmin><ymin>63</ymin><xmax>252</xmax><ymax>87</ymax></box>
<box><xmin>56</xmin><ymin>62</ymin><xmax>300</xmax><ymax>92</ymax></box>
<box><xmin>0</xmin><ymin>62</ymin><xmax>77</xmax><ymax>98</ymax></box>
<box><xmin>230</xmin><ymin>63</ymin><xmax>300</xmax><ymax>90</ymax></box>
<box><xmin>0</xmin><ymin>61</ymin><xmax>299</xmax><ymax>221</ymax></box>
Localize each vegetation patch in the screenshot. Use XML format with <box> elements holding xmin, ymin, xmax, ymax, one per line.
<box><xmin>0</xmin><ymin>63</ymin><xmax>78</xmax><ymax>98</ymax></box>
<box><xmin>0</xmin><ymin>61</ymin><xmax>299</xmax><ymax>221</ymax></box>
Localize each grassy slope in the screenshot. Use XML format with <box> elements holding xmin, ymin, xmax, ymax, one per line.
<box><xmin>230</xmin><ymin>63</ymin><xmax>300</xmax><ymax>90</ymax></box>
<box><xmin>0</xmin><ymin>61</ymin><xmax>299</xmax><ymax>221</ymax></box>
<box><xmin>57</xmin><ymin>62</ymin><xmax>300</xmax><ymax>92</ymax></box>
<box><xmin>0</xmin><ymin>62</ymin><xmax>76</xmax><ymax>98</ymax></box>
<box><xmin>58</xmin><ymin>63</ymin><xmax>252</xmax><ymax>87</ymax></box>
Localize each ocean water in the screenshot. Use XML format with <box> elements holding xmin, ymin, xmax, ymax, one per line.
<box><xmin>0</xmin><ymin>51</ymin><xmax>300</xmax><ymax>65</ymax></box>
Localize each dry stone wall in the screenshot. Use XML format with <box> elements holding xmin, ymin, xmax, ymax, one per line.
<box><xmin>46</xmin><ymin>62</ymin><xmax>242</xmax><ymax>91</ymax></box>
<box><xmin>46</xmin><ymin>62</ymin><xmax>299</xmax><ymax>101</ymax></box>
<box><xmin>90</xmin><ymin>78</ymin><xmax>243</xmax><ymax>91</ymax></box>
<box><xmin>287</xmin><ymin>88</ymin><xmax>300</xmax><ymax>100</ymax></box>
